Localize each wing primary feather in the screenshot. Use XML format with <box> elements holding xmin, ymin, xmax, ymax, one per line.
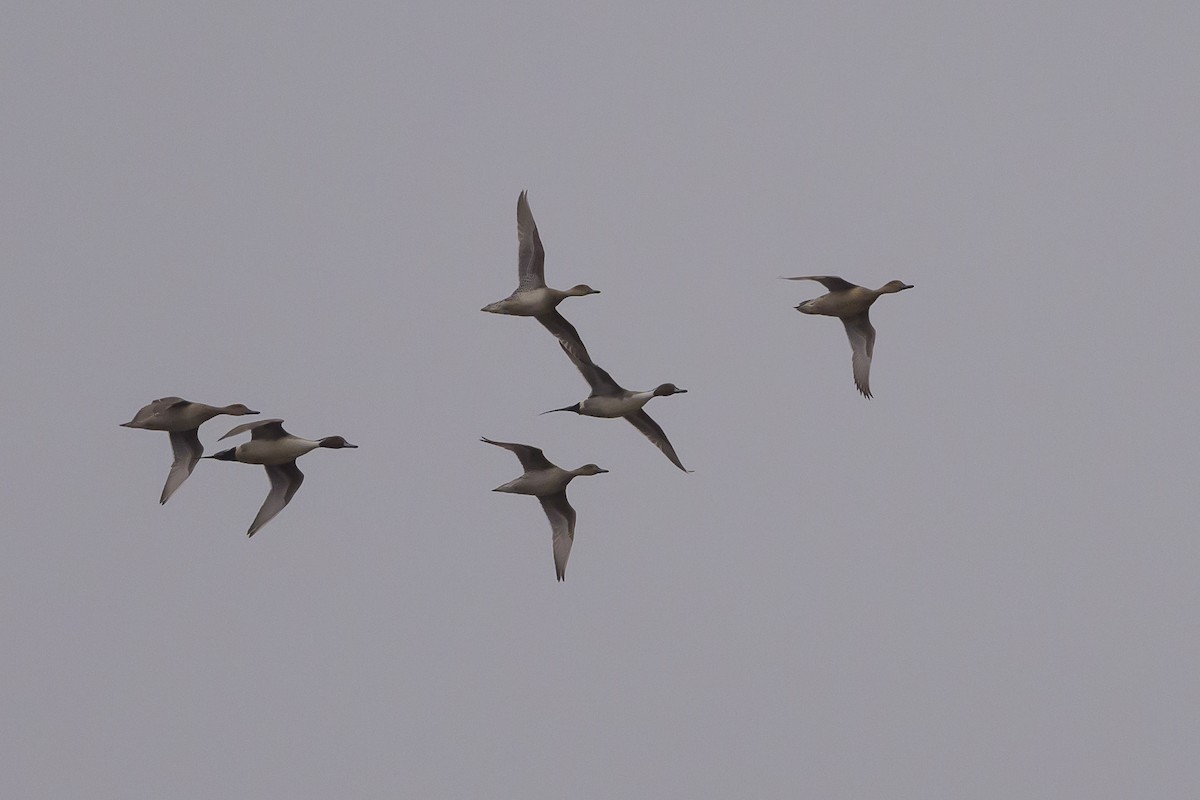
<box><xmin>625</xmin><ymin>410</ymin><xmax>690</xmax><ymax>472</ymax></box>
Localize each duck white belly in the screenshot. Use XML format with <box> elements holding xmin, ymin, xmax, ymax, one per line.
<box><xmin>578</xmin><ymin>392</ymin><xmax>651</xmax><ymax>418</ymax></box>
<box><xmin>237</xmin><ymin>438</ymin><xmax>319</xmax><ymax>465</ymax></box>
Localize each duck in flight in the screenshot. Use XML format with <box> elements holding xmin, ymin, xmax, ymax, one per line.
<box><xmin>205</xmin><ymin>418</ymin><xmax>357</xmax><ymax>537</ymax></box>
<box><xmin>544</xmin><ymin>343</ymin><xmax>691</xmax><ymax>472</ymax></box>
<box><xmin>121</xmin><ymin>396</ymin><xmax>259</xmax><ymax>504</ymax></box>
<box><xmin>782</xmin><ymin>275</ymin><xmax>913</xmax><ymax>398</ymax></box>
<box><xmin>481</xmin><ymin>190</ymin><xmax>599</xmax><ymax>364</ymax></box>
<box><xmin>482</xmin><ymin>437</ymin><xmax>608</xmax><ymax>581</ymax></box>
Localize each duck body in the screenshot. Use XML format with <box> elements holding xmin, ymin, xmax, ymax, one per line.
<box><xmin>492</xmin><ymin>464</ymin><xmax>579</xmax><ymax>496</ymax></box>
<box><xmin>121</xmin><ymin>396</ymin><xmax>259</xmax><ymax>504</ymax></box>
<box><xmin>482</xmin><ymin>286</ymin><xmax>576</xmax><ymax>317</ymax></box>
<box><xmin>795</xmin><ymin>285</ymin><xmax>880</xmax><ymax>317</ymax></box>
<box><xmin>574</xmin><ymin>390</ymin><xmax>658</xmax><ymax>418</ymax></box>
<box><xmin>223</xmin><ymin>437</ymin><xmax>323</xmax><ymax>465</ymax></box>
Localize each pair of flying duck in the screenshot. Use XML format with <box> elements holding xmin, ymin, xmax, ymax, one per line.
<box><xmin>481</xmin><ymin>191</ymin><xmax>691</xmax><ymax>580</ymax></box>
<box><xmin>122</xmin><ymin>398</ymin><xmax>356</xmax><ymax>536</ymax></box>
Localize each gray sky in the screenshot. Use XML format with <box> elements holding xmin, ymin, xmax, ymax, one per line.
<box><xmin>3</xmin><ymin>2</ymin><xmax>1199</xmax><ymax>797</ymax></box>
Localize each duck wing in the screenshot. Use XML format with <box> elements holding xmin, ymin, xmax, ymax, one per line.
<box><xmin>480</xmin><ymin>437</ymin><xmax>555</xmax><ymax>472</ymax></box>
<box><xmin>841</xmin><ymin>312</ymin><xmax>876</xmax><ymax>399</ymax></box>
<box><xmin>625</xmin><ymin>409</ymin><xmax>690</xmax><ymax>472</ymax></box>
<box><xmin>537</xmin><ymin>309</ymin><xmax>592</xmax><ymax>365</ymax></box>
<box><xmin>220</xmin><ymin>418</ymin><xmax>289</xmax><ymax>441</ymax></box>
<box><xmin>160</xmin><ymin>428</ymin><xmax>203</xmax><ymax>504</ymax></box>
<box><xmin>538</xmin><ymin>491</ymin><xmax>576</xmax><ymax>581</ymax></box>
<box><xmin>781</xmin><ymin>275</ymin><xmax>859</xmax><ymax>292</ymax></box>
<box><xmin>516</xmin><ymin>190</ymin><xmax>546</xmax><ymax>290</ymax></box>
<box><xmin>558</xmin><ymin>340</ymin><xmax>623</xmax><ymax>396</ymax></box>
<box><xmin>247</xmin><ymin>461</ymin><xmax>304</xmax><ymax>537</ymax></box>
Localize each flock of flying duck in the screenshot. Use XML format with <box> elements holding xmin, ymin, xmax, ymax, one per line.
<box><xmin>123</xmin><ymin>191</ymin><xmax>911</xmax><ymax>579</ymax></box>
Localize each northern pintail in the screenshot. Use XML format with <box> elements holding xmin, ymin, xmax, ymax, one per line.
<box><xmin>121</xmin><ymin>396</ymin><xmax>259</xmax><ymax>504</ymax></box>
<box><xmin>544</xmin><ymin>345</ymin><xmax>691</xmax><ymax>472</ymax></box>
<box><xmin>205</xmin><ymin>419</ymin><xmax>357</xmax><ymax>537</ymax></box>
<box><xmin>481</xmin><ymin>190</ymin><xmax>599</xmax><ymax>363</ymax></box>
<box><xmin>782</xmin><ymin>275</ymin><xmax>913</xmax><ymax>398</ymax></box>
<box><xmin>482</xmin><ymin>437</ymin><xmax>608</xmax><ymax>581</ymax></box>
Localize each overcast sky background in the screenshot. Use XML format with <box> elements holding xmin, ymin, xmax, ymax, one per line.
<box><xmin>3</xmin><ymin>2</ymin><xmax>1199</xmax><ymax>798</ymax></box>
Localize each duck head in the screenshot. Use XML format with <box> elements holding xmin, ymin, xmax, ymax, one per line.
<box><xmin>652</xmin><ymin>383</ymin><xmax>687</xmax><ymax>397</ymax></box>
<box><xmin>222</xmin><ymin>403</ymin><xmax>260</xmax><ymax>415</ymax></box>
<box><xmin>318</xmin><ymin>436</ymin><xmax>358</xmax><ymax>449</ymax></box>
